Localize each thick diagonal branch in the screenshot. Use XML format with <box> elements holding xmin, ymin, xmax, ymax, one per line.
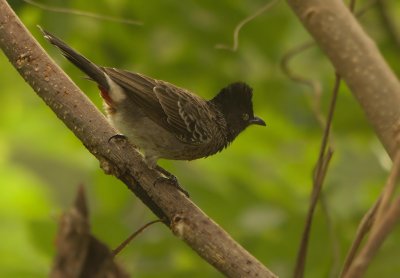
<box><xmin>0</xmin><ymin>1</ymin><xmax>276</xmax><ymax>277</ymax></box>
<box><xmin>286</xmin><ymin>0</ymin><xmax>400</xmax><ymax>159</ymax></box>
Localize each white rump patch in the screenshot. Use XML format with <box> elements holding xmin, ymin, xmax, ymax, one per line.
<box><xmin>106</xmin><ymin>75</ymin><xmax>126</xmax><ymax>102</ymax></box>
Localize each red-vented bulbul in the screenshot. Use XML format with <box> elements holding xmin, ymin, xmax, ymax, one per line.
<box><xmin>41</xmin><ymin>29</ymin><xmax>266</xmax><ymax>196</ymax></box>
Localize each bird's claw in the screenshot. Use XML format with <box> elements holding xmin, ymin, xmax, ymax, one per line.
<box><xmin>108</xmin><ymin>134</ymin><xmax>127</xmax><ymax>143</ymax></box>
<box><xmin>153</xmin><ymin>175</ymin><xmax>190</xmax><ymax>198</ymax></box>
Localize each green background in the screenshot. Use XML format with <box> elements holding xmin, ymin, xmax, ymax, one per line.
<box><xmin>1</xmin><ymin>0</ymin><xmax>400</xmax><ymax>277</ymax></box>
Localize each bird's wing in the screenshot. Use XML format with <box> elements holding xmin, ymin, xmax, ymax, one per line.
<box><xmin>103</xmin><ymin>68</ymin><xmax>212</xmax><ymax>144</ymax></box>
<box><xmin>103</xmin><ymin>68</ymin><xmax>164</xmax><ymax>118</ymax></box>
<box><xmin>153</xmin><ymin>81</ymin><xmax>213</xmax><ymax>144</ymax></box>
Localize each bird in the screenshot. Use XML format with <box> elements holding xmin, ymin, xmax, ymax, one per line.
<box><xmin>41</xmin><ymin>28</ymin><xmax>266</xmax><ymax>196</ymax></box>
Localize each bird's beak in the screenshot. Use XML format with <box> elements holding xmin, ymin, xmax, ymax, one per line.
<box><xmin>250</xmin><ymin>116</ymin><xmax>266</xmax><ymax>126</ymax></box>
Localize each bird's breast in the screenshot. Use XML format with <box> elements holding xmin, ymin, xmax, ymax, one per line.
<box><xmin>108</xmin><ymin>109</ymin><xmax>228</xmax><ymax>163</ymax></box>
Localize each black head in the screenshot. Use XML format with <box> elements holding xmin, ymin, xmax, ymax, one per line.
<box><xmin>210</xmin><ymin>82</ymin><xmax>265</xmax><ymax>141</ymax></box>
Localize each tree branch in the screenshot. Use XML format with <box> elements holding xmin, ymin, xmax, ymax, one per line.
<box><xmin>0</xmin><ymin>1</ymin><xmax>276</xmax><ymax>277</ymax></box>
<box><xmin>342</xmin><ymin>150</ymin><xmax>400</xmax><ymax>278</ymax></box>
<box><xmin>286</xmin><ymin>0</ymin><xmax>400</xmax><ymax>160</ymax></box>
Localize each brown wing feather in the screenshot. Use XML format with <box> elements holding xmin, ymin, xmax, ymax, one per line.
<box><xmin>154</xmin><ymin>82</ymin><xmax>213</xmax><ymax>144</ymax></box>
<box><xmin>103</xmin><ymin>68</ymin><xmax>162</xmax><ymax>115</ymax></box>
<box><xmin>103</xmin><ymin>68</ymin><xmax>212</xmax><ymax>144</ymax></box>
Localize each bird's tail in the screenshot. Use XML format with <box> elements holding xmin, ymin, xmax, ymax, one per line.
<box><xmin>39</xmin><ymin>26</ymin><xmax>109</xmax><ymax>91</ymax></box>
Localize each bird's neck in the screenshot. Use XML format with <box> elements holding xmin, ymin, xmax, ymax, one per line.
<box><xmin>208</xmin><ymin>99</ymin><xmax>239</xmax><ymax>144</ymax></box>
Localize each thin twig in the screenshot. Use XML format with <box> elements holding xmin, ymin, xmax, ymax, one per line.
<box><xmin>285</xmin><ymin>0</ymin><xmax>400</xmax><ymax>275</ymax></box>
<box><xmin>282</xmin><ymin>38</ymin><xmax>340</xmax><ymax>278</ymax></box>
<box><xmin>353</xmin><ymin>196</ymin><xmax>400</xmax><ymax>274</ymax></box>
<box><xmin>23</xmin><ymin>0</ymin><xmax>143</xmax><ymax>26</ymax></box>
<box><xmin>320</xmin><ymin>193</ymin><xmax>341</xmax><ymax>278</ymax></box>
<box><xmin>280</xmin><ymin>40</ymin><xmax>326</xmax><ymax>128</ymax></box>
<box><xmin>280</xmin><ymin>0</ymin><xmax>375</xmax><ymax>129</ymax></box>
<box><xmin>349</xmin><ymin>0</ymin><xmax>357</xmax><ymax>12</ymax></box>
<box><xmin>343</xmin><ymin>152</ymin><xmax>400</xmax><ymax>277</ymax></box>
<box><xmin>215</xmin><ymin>0</ymin><xmax>279</xmax><ymax>51</ymax></box>
<box><xmin>355</xmin><ymin>0</ymin><xmax>378</xmax><ymax>17</ymax></box>
<box><xmin>293</xmin><ymin>149</ymin><xmax>333</xmax><ymax>278</ymax></box>
<box><xmin>112</xmin><ymin>219</ymin><xmax>163</xmax><ymax>256</ymax></box>
<box><xmin>340</xmin><ymin>197</ymin><xmax>381</xmax><ymax>276</ymax></box>
<box><xmin>293</xmin><ymin>73</ymin><xmax>341</xmax><ymax>278</ymax></box>
<box><xmin>374</xmin><ymin>152</ymin><xmax>400</xmax><ymax>225</ymax></box>
<box><xmin>280</xmin><ymin>40</ymin><xmax>318</xmax><ymax>90</ymax></box>
<box><xmin>314</xmin><ymin>73</ymin><xmax>340</xmax><ymax>178</ymax></box>
<box><xmin>288</xmin><ymin>0</ymin><xmax>381</xmax><ymax>275</ymax></box>
<box><xmin>376</xmin><ymin>0</ymin><xmax>400</xmax><ymax>49</ymax></box>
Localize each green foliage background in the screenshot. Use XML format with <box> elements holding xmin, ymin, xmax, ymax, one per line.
<box><xmin>1</xmin><ymin>0</ymin><xmax>400</xmax><ymax>277</ymax></box>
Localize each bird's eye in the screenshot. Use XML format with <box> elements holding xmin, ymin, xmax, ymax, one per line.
<box><xmin>242</xmin><ymin>113</ymin><xmax>249</xmax><ymax>121</ymax></box>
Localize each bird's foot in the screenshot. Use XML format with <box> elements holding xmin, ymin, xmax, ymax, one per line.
<box><xmin>153</xmin><ymin>166</ymin><xmax>190</xmax><ymax>198</ymax></box>
<box><xmin>108</xmin><ymin>133</ymin><xmax>127</xmax><ymax>143</ymax></box>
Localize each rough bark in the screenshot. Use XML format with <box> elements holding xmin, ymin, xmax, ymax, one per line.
<box><xmin>0</xmin><ymin>1</ymin><xmax>277</xmax><ymax>277</ymax></box>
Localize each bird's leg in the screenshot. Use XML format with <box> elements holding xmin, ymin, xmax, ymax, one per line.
<box><xmin>108</xmin><ymin>133</ymin><xmax>127</xmax><ymax>143</ymax></box>
<box><xmin>154</xmin><ymin>166</ymin><xmax>190</xmax><ymax>198</ymax></box>
<box><xmin>108</xmin><ymin>137</ymin><xmax>189</xmax><ymax>197</ymax></box>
